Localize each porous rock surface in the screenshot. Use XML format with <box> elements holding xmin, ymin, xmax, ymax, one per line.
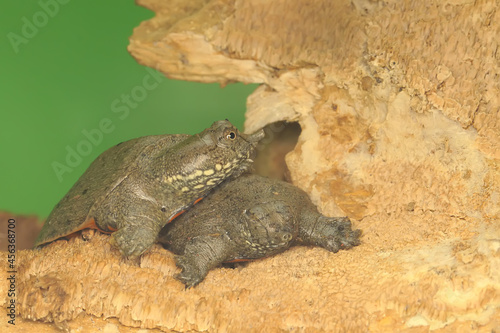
<box><xmin>6</xmin><ymin>0</ymin><xmax>500</xmax><ymax>332</ymax></box>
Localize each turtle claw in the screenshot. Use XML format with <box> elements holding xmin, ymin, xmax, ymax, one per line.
<box><xmin>110</xmin><ymin>227</ymin><xmax>156</xmax><ymax>259</ymax></box>
<box><xmin>174</xmin><ymin>255</ymin><xmax>206</xmax><ymax>288</ymax></box>
<box><xmin>170</xmin><ymin>235</ymin><xmax>228</xmax><ymax>288</ymax></box>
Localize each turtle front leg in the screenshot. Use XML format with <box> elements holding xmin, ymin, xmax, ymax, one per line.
<box><xmin>174</xmin><ymin>234</ymin><xmax>230</xmax><ymax>288</ymax></box>
<box><xmin>299</xmin><ymin>214</ymin><xmax>361</xmax><ymax>253</ymax></box>
<box><xmin>109</xmin><ymin>216</ymin><xmax>161</xmax><ymax>259</ymax></box>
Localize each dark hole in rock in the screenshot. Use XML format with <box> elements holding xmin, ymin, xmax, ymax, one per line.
<box><xmin>253</xmin><ymin>121</ymin><xmax>301</xmax><ymax>181</ymax></box>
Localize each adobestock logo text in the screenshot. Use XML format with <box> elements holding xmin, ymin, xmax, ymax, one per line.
<box><xmin>7</xmin><ymin>0</ymin><xmax>72</xmax><ymax>54</ymax></box>
<box><xmin>51</xmin><ymin>67</ymin><xmax>165</xmax><ymax>182</ymax></box>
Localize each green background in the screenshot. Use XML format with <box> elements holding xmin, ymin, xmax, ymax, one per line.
<box><xmin>0</xmin><ymin>1</ymin><xmax>257</xmax><ymax>219</ymax></box>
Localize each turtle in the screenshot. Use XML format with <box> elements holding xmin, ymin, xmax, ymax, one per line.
<box><xmin>159</xmin><ymin>174</ymin><xmax>362</xmax><ymax>288</ymax></box>
<box><xmin>35</xmin><ymin>120</ymin><xmax>265</xmax><ymax>259</ymax></box>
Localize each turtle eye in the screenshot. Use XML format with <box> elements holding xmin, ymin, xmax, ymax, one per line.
<box><xmin>282</xmin><ymin>232</ymin><xmax>293</xmax><ymax>242</ymax></box>
<box><xmin>225</xmin><ymin>131</ymin><xmax>237</xmax><ymax>140</ymax></box>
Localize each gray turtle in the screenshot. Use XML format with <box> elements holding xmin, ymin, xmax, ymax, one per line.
<box><xmin>35</xmin><ymin>120</ymin><xmax>264</xmax><ymax>258</ymax></box>
<box><xmin>159</xmin><ymin>174</ymin><xmax>361</xmax><ymax>287</ymax></box>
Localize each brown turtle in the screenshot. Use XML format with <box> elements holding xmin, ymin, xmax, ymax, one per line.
<box><xmin>35</xmin><ymin>120</ymin><xmax>264</xmax><ymax>258</ymax></box>
<box><xmin>159</xmin><ymin>174</ymin><xmax>361</xmax><ymax>287</ymax></box>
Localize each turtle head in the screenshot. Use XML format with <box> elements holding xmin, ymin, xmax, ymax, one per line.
<box><xmin>299</xmin><ymin>214</ymin><xmax>362</xmax><ymax>253</ymax></box>
<box><xmin>163</xmin><ymin>120</ymin><xmax>264</xmax><ymax>196</ymax></box>
<box><xmin>195</xmin><ymin>119</ymin><xmax>264</xmax><ymax>175</ymax></box>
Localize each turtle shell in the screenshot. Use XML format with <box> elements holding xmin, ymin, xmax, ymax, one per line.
<box><xmin>35</xmin><ymin>134</ymin><xmax>188</xmax><ymax>247</ymax></box>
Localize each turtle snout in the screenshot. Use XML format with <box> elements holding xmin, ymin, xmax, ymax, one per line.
<box><xmin>245</xmin><ymin>128</ymin><xmax>265</xmax><ymax>144</ymax></box>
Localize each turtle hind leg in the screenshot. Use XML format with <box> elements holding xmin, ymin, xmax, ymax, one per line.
<box><xmin>175</xmin><ymin>254</ymin><xmax>205</xmax><ymax>288</ymax></box>
<box><xmin>299</xmin><ymin>215</ymin><xmax>362</xmax><ymax>253</ymax></box>
<box><xmin>174</xmin><ymin>234</ymin><xmax>230</xmax><ymax>288</ymax></box>
<box><xmin>109</xmin><ymin>218</ymin><xmax>161</xmax><ymax>259</ymax></box>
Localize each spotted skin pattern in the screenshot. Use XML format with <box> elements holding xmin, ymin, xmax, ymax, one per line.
<box><xmin>159</xmin><ymin>174</ymin><xmax>362</xmax><ymax>288</ymax></box>
<box><xmin>35</xmin><ymin>120</ymin><xmax>264</xmax><ymax>259</ymax></box>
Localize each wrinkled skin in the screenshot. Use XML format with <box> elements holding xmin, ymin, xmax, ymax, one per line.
<box><xmin>36</xmin><ymin>120</ymin><xmax>264</xmax><ymax>259</ymax></box>
<box><xmin>159</xmin><ymin>174</ymin><xmax>361</xmax><ymax>288</ymax></box>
